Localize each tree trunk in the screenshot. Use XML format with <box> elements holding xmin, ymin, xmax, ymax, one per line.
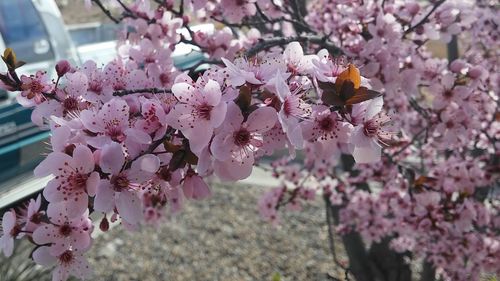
<box><xmin>325</xmin><ymin>198</ymin><xmax>413</xmax><ymax>281</ymax></box>
<box><xmin>368</xmin><ymin>238</ymin><xmax>412</xmax><ymax>281</ymax></box>
<box><xmin>420</xmin><ymin>261</ymin><xmax>436</xmax><ymax>281</ymax></box>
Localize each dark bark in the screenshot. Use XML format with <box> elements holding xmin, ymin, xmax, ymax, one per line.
<box><xmin>368</xmin><ymin>238</ymin><xmax>412</xmax><ymax>281</ymax></box>
<box><xmin>328</xmin><ymin>200</ymin><xmax>375</xmax><ymax>281</ymax></box>
<box><xmin>447</xmin><ymin>35</ymin><xmax>459</xmax><ymax>62</ymax></box>
<box><xmin>326</xmin><ymin>198</ymin><xmax>414</xmax><ymax>281</ymax></box>
<box><xmin>420</xmin><ymin>261</ymin><xmax>436</xmax><ymax>281</ymax></box>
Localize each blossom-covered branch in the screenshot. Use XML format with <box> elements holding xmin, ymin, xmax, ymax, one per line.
<box><xmin>0</xmin><ymin>1</ymin><xmax>498</xmax><ymax>281</ymax></box>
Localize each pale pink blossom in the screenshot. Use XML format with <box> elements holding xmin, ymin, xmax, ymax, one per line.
<box><xmin>166</xmin><ymin>79</ymin><xmax>227</xmax><ymax>153</ymax></box>
<box><xmin>211</xmin><ymin>102</ymin><xmax>277</xmax><ymax>181</ymax></box>
<box><xmin>0</xmin><ymin>210</ymin><xmax>18</xmax><ymax>257</ymax></box>
<box><xmin>34</xmin><ymin>145</ymin><xmax>99</xmax><ymax>218</ymax></box>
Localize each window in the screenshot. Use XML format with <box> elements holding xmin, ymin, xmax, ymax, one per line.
<box><xmin>0</xmin><ymin>0</ymin><xmax>54</xmax><ymax>64</ymax></box>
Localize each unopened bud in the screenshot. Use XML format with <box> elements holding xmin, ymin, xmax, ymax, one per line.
<box><xmin>99</xmin><ymin>216</ymin><xmax>109</xmax><ymax>232</ymax></box>
<box><xmin>55</xmin><ymin>60</ymin><xmax>71</xmax><ymax>77</ymax></box>
<box><xmin>183</xmin><ymin>15</ymin><xmax>190</xmax><ymax>25</ymax></box>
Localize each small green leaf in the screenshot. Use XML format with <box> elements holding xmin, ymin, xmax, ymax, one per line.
<box><xmin>2</xmin><ymin>48</ymin><xmax>17</xmax><ymax>69</ymax></box>
<box><xmin>271</xmin><ymin>272</ymin><xmax>282</xmax><ymax>281</ymax></box>
<box><xmin>235</xmin><ymin>85</ymin><xmax>252</xmax><ymax>111</ymax></box>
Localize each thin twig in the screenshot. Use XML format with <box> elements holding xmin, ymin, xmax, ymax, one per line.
<box><xmin>91</xmin><ymin>0</ymin><xmax>120</xmax><ymax>24</ymax></box>
<box><xmin>246</xmin><ymin>35</ymin><xmax>343</xmax><ymax>57</ymax></box>
<box><xmin>404</xmin><ymin>0</ymin><xmax>446</xmax><ymax>36</ymax></box>
<box><xmin>113</xmin><ymin>88</ymin><xmax>172</xmax><ymax>96</ymax></box>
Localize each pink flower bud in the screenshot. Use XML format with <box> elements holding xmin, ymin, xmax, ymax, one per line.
<box><xmin>99</xmin><ymin>216</ymin><xmax>109</xmax><ymax>232</ymax></box>
<box><xmin>55</xmin><ymin>60</ymin><xmax>71</xmax><ymax>77</ymax></box>
<box><xmin>449</xmin><ymin>59</ymin><xmax>467</xmax><ymax>73</ymax></box>
<box><xmin>183</xmin><ymin>15</ymin><xmax>190</xmax><ymax>25</ymax></box>
<box><xmin>406</xmin><ymin>3</ymin><xmax>420</xmax><ymax>16</ymax></box>
<box><xmin>467</xmin><ymin>66</ymin><xmax>484</xmax><ymax>79</ymax></box>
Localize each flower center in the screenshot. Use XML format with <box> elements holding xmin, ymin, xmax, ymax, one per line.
<box><xmin>363</xmin><ymin>120</ymin><xmax>379</xmax><ymax>138</ymax></box>
<box><xmin>63</xmin><ymin>97</ymin><xmax>79</xmax><ymax>112</ymax></box>
<box><xmin>89</xmin><ymin>81</ymin><xmax>102</xmax><ymax>94</ymax></box>
<box><xmin>197</xmin><ymin>103</ymin><xmax>213</xmax><ymax>120</ymax></box>
<box><xmin>234</xmin><ymin>128</ymin><xmax>251</xmax><ymax>147</ymax></box>
<box><xmin>283</xmin><ymin>99</ymin><xmax>292</xmax><ymax>117</ymax></box>
<box><xmin>319</xmin><ymin>117</ymin><xmax>334</xmax><ymax>131</ymax></box>
<box><xmin>59</xmin><ymin>250</ymin><xmax>74</xmax><ymax>265</ymax></box>
<box><xmin>59</xmin><ymin>224</ymin><xmax>72</xmax><ymax>237</ymax></box>
<box><xmin>443</xmin><ymin>90</ymin><xmax>454</xmax><ymax>98</ymax></box>
<box><xmin>106</xmin><ymin>126</ymin><xmax>125</xmax><ymax>142</ymax></box>
<box><xmin>10</xmin><ymin>225</ymin><xmax>21</xmax><ymax>237</ymax></box>
<box><xmin>111</xmin><ymin>174</ymin><xmax>130</xmax><ymax>191</ymax></box>
<box><xmin>68</xmin><ymin>173</ymin><xmax>88</xmax><ymax>189</ymax></box>
<box><xmin>30</xmin><ymin>81</ymin><xmax>44</xmax><ymax>94</ymax></box>
<box><xmin>159</xmin><ymin>73</ymin><xmax>171</xmax><ymax>86</ymax></box>
<box><xmin>30</xmin><ymin>212</ymin><xmax>43</xmax><ymax>224</ymax></box>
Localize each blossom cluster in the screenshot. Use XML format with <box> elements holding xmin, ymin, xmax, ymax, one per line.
<box><xmin>0</xmin><ymin>0</ymin><xmax>498</xmax><ymax>280</ymax></box>
<box><xmin>0</xmin><ymin>4</ymin><xmax>390</xmax><ymax>280</ymax></box>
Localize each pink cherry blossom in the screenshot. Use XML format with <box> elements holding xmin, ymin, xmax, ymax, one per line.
<box><xmin>182</xmin><ymin>170</ymin><xmax>211</xmax><ymax>200</ymax></box>
<box><xmin>17</xmin><ymin>71</ymin><xmax>53</xmax><ymax>106</ymax></box>
<box><xmin>33</xmin><ymin>202</ymin><xmax>92</xmax><ymax>255</ymax></box>
<box><xmin>94</xmin><ymin>142</ymin><xmax>160</xmax><ymax>225</ymax></box>
<box><xmin>34</xmin><ymin>145</ymin><xmax>99</xmax><ymax>218</ymax></box>
<box><xmin>269</xmin><ymin>71</ymin><xmax>311</xmax><ymax>149</ymax></box>
<box><xmin>283</xmin><ymin>42</ymin><xmax>318</xmax><ymax>75</ymax></box>
<box><xmin>0</xmin><ymin>210</ymin><xmax>18</xmax><ymax>257</ymax></box>
<box><xmin>350</xmin><ymin>97</ymin><xmax>394</xmax><ymax>163</ymax></box>
<box><xmin>33</xmin><ymin>246</ymin><xmax>92</xmax><ymax>281</ymax></box>
<box><xmin>219</xmin><ymin>0</ymin><xmax>257</xmax><ymax>23</ymax></box>
<box><xmin>211</xmin><ymin>102</ymin><xmax>277</xmax><ymax>181</ymax></box>
<box><xmin>19</xmin><ymin>194</ymin><xmax>44</xmax><ymax>234</ymax></box>
<box><xmin>166</xmin><ymin>79</ymin><xmax>227</xmax><ymax>153</ymax></box>
<box><xmin>80</xmin><ymin>98</ymin><xmax>151</xmax><ymax>148</ymax></box>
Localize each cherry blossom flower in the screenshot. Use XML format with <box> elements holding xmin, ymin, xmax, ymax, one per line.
<box><xmin>220</xmin><ymin>0</ymin><xmax>257</xmax><ymax>23</ymax></box>
<box><xmin>94</xmin><ymin>142</ymin><xmax>160</xmax><ymax>225</ymax></box>
<box><xmin>17</xmin><ymin>71</ymin><xmax>53</xmax><ymax>106</ymax></box>
<box><xmin>221</xmin><ymin>54</ymin><xmax>286</xmax><ymax>87</ymax></box>
<box><xmin>32</xmin><ymin>246</ymin><xmax>92</xmax><ymax>281</ymax></box>
<box><xmin>211</xmin><ymin>102</ymin><xmax>277</xmax><ymax>181</ymax></box>
<box><xmin>283</xmin><ymin>42</ymin><xmax>317</xmax><ymax>75</ymax></box>
<box><xmin>350</xmin><ymin>97</ymin><xmax>393</xmax><ymax>163</ymax></box>
<box><xmin>80</xmin><ymin>98</ymin><xmax>151</xmax><ymax>148</ymax></box>
<box><xmin>166</xmin><ymin>79</ymin><xmax>227</xmax><ymax>153</ymax></box>
<box><xmin>34</xmin><ymin>145</ymin><xmax>99</xmax><ymax>218</ymax></box>
<box><xmin>268</xmin><ymin>71</ymin><xmax>311</xmax><ymax>149</ymax></box>
<box><xmin>33</xmin><ymin>202</ymin><xmax>92</xmax><ymax>255</ymax></box>
<box><xmin>182</xmin><ymin>170</ymin><xmax>211</xmax><ymax>200</ymax></box>
<box><xmin>301</xmin><ymin>105</ymin><xmax>352</xmax><ymax>157</ymax></box>
<box><xmin>19</xmin><ymin>194</ymin><xmax>44</xmax><ymax>234</ymax></box>
<box><xmin>0</xmin><ymin>210</ymin><xmax>18</xmax><ymax>257</ymax></box>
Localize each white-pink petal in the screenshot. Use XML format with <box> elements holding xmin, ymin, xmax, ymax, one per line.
<box><xmin>34</xmin><ymin>152</ymin><xmax>72</xmax><ymax>177</ymax></box>
<box><xmin>116</xmin><ymin>190</ymin><xmax>142</xmax><ymax>225</ymax></box>
<box><xmin>72</xmin><ymin>145</ymin><xmax>95</xmax><ymax>174</ymax></box>
<box><xmin>246</xmin><ymin>107</ymin><xmax>277</xmax><ymax>133</ymax></box>
<box><xmin>99</xmin><ymin>142</ymin><xmax>125</xmax><ymax>175</ymax></box>
<box><xmin>32</xmin><ymin>246</ymin><xmax>57</xmax><ymax>267</ymax></box>
<box><xmin>93</xmin><ymin>180</ymin><xmax>115</xmax><ymax>213</ymax></box>
<box><xmin>202</xmin><ymin>79</ymin><xmax>222</xmax><ymax>106</ymax></box>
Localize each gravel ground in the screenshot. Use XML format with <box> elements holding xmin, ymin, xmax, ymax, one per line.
<box><xmin>87</xmin><ymin>183</ymin><xmax>346</xmax><ymax>281</ymax></box>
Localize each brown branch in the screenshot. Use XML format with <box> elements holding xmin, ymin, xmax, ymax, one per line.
<box><xmin>91</xmin><ymin>0</ymin><xmax>120</xmax><ymax>24</ymax></box>
<box><xmin>324</xmin><ymin>195</ymin><xmax>350</xmax><ymax>274</ymax></box>
<box><xmin>404</xmin><ymin>0</ymin><xmax>446</xmax><ymax>36</ymax></box>
<box><xmin>113</xmin><ymin>88</ymin><xmax>172</xmax><ymax>96</ymax></box>
<box><xmin>246</xmin><ymin>35</ymin><xmax>343</xmax><ymax>57</ymax></box>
